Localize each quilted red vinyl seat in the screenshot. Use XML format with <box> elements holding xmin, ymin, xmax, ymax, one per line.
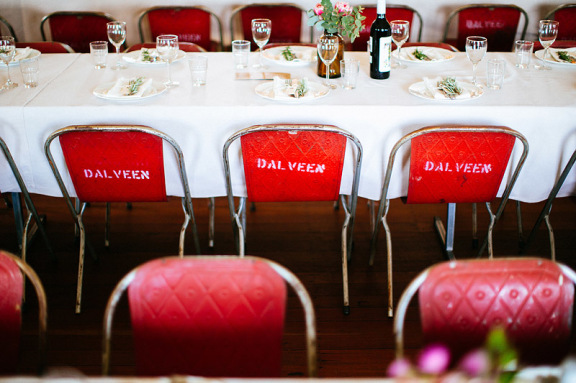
<box><xmin>102</xmin><ymin>256</ymin><xmax>317</xmax><ymax>377</ymax></box>
<box><xmin>394</xmin><ymin>258</ymin><xmax>576</xmax><ymax>365</ymax></box>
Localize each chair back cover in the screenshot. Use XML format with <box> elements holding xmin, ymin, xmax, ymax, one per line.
<box><xmin>42</xmin><ymin>12</ymin><xmax>114</xmax><ymax>53</ymax></box>
<box><xmin>59</xmin><ymin>131</ymin><xmax>167</xmax><ymax>203</ymax></box>
<box><xmin>127</xmin><ymin>258</ymin><xmax>287</xmax><ymax>377</ymax></box>
<box><xmin>550</xmin><ymin>5</ymin><xmax>576</xmax><ymax>40</ymax></box>
<box><xmin>240</xmin><ymin>129</ymin><xmax>346</xmax><ymax>202</ymax></box>
<box><xmin>0</xmin><ymin>252</ymin><xmax>23</xmax><ymax>374</ymax></box>
<box><xmin>407</xmin><ymin>131</ymin><xmax>515</xmax><ymax>204</ymax></box>
<box><xmin>419</xmin><ymin>258</ymin><xmax>574</xmax><ymax>364</ymax></box>
<box><xmin>142</xmin><ymin>8</ymin><xmax>213</xmax><ymax>51</ymax></box>
<box><xmin>352</xmin><ymin>6</ymin><xmax>419</xmax><ymax>51</ymax></box>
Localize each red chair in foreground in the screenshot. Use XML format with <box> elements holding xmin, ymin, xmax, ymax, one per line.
<box><xmin>223</xmin><ymin>125</ymin><xmax>363</xmax><ymax>315</ymax></box>
<box><xmin>0</xmin><ymin>250</ymin><xmax>47</xmax><ymax>375</ymax></box>
<box><xmin>394</xmin><ymin>258</ymin><xmax>576</xmax><ymax>365</ymax></box>
<box><xmin>544</xmin><ymin>4</ymin><xmax>576</xmax><ymax>40</ymax></box>
<box><xmin>370</xmin><ymin>126</ymin><xmax>529</xmax><ymax>317</ymax></box>
<box><xmin>15</xmin><ymin>41</ymin><xmax>74</xmax><ymax>53</ymax></box>
<box><xmin>44</xmin><ymin>125</ymin><xmax>201</xmax><ymax>313</ymax></box>
<box><xmin>102</xmin><ymin>256</ymin><xmax>317</xmax><ymax>377</ymax></box>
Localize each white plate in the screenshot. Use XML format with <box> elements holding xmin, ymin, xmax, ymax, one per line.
<box><xmin>7</xmin><ymin>48</ymin><xmax>41</xmax><ymax>66</ymax></box>
<box><xmin>397</xmin><ymin>46</ymin><xmax>456</xmax><ymax>64</ymax></box>
<box><xmin>123</xmin><ymin>49</ymin><xmax>186</xmax><ymax>65</ymax></box>
<box><xmin>535</xmin><ymin>48</ymin><xmax>576</xmax><ymax>66</ymax></box>
<box><xmin>93</xmin><ymin>80</ymin><xmax>167</xmax><ymax>100</ymax></box>
<box><xmin>409</xmin><ymin>79</ymin><xmax>484</xmax><ymax>101</ymax></box>
<box><xmin>262</xmin><ymin>46</ymin><xmax>317</xmax><ymax>67</ymax></box>
<box><xmin>255</xmin><ymin>81</ymin><xmax>329</xmax><ymax>102</ymax></box>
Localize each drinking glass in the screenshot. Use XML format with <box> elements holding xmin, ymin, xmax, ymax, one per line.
<box><xmin>537</xmin><ymin>20</ymin><xmax>559</xmax><ymax>70</ymax></box>
<box><xmin>391</xmin><ymin>20</ymin><xmax>410</xmax><ymax>69</ymax></box>
<box><xmin>107</xmin><ymin>21</ymin><xmax>127</xmax><ymax>70</ymax></box>
<box><xmin>317</xmin><ymin>35</ymin><xmax>339</xmax><ymax>89</ymax></box>
<box><xmin>465</xmin><ymin>36</ymin><xmax>487</xmax><ymax>86</ymax></box>
<box><xmin>251</xmin><ymin>18</ymin><xmax>271</xmax><ymax>69</ymax></box>
<box><xmin>157</xmin><ymin>34</ymin><xmax>179</xmax><ymax>87</ymax></box>
<box><xmin>0</xmin><ymin>36</ymin><xmax>17</xmax><ymax>91</ymax></box>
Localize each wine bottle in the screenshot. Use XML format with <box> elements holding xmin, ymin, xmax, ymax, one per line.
<box><xmin>369</xmin><ymin>0</ymin><xmax>392</xmax><ymax>79</ymax></box>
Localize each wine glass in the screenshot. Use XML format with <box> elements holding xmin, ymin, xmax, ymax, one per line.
<box><xmin>156</xmin><ymin>35</ymin><xmax>179</xmax><ymax>88</ymax></box>
<box><xmin>107</xmin><ymin>21</ymin><xmax>127</xmax><ymax>70</ymax></box>
<box><xmin>537</xmin><ymin>20</ymin><xmax>559</xmax><ymax>70</ymax></box>
<box><xmin>0</xmin><ymin>36</ymin><xmax>17</xmax><ymax>91</ymax></box>
<box><xmin>391</xmin><ymin>20</ymin><xmax>410</xmax><ymax>69</ymax></box>
<box><xmin>465</xmin><ymin>36</ymin><xmax>487</xmax><ymax>86</ymax></box>
<box><xmin>317</xmin><ymin>35</ymin><xmax>339</xmax><ymax>89</ymax></box>
<box><xmin>251</xmin><ymin>18</ymin><xmax>271</xmax><ymax>69</ymax></box>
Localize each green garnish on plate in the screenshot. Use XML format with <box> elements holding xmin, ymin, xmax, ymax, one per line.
<box><xmin>437</xmin><ymin>77</ymin><xmax>462</xmax><ymax>99</ymax></box>
<box><xmin>127</xmin><ymin>77</ymin><xmax>144</xmax><ymax>96</ymax></box>
<box><xmin>294</xmin><ymin>78</ymin><xmax>308</xmax><ymax>98</ymax></box>
<box><xmin>413</xmin><ymin>48</ymin><xmax>431</xmax><ymax>61</ymax></box>
<box><xmin>557</xmin><ymin>51</ymin><xmax>576</xmax><ymax>63</ymax></box>
<box><xmin>141</xmin><ymin>49</ymin><xmax>159</xmax><ymax>63</ymax></box>
<box><xmin>281</xmin><ymin>46</ymin><xmax>296</xmax><ymax>61</ymax></box>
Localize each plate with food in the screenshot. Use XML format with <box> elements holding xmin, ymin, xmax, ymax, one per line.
<box><xmin>397</xmin><ymin>46</ymin><xmax>456</xmax><ymax>63</ymax></box>
<box><xmin>409</xmin><ymin>76</ymin><xmax>483</xmax><ymax>101</ymax></box>
<box><xmin>255</xmin><ymin>77</ymin><xmax>329</xmax><ymax>102</ymax></box>
<box><xmin>262</xmin><ymin>45</ymin><xmax>317</xmax><ymax>67</ymax></box>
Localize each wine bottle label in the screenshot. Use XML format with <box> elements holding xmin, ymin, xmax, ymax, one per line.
<box><xmin>378</xmin><ymin>36</ymin><xmax>392</xmax><ymax>72</ymax></box>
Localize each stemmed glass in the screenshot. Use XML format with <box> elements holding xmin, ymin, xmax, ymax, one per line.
<box><xmin>391</xmin><ymin>20</ymin><xmax>410</xmax><ymax>69</ymax></box>
<box><xmin>107</xmin><ymin>21</ymin><xmax>127</xmax><ymax>70</ymax></box>
<box><xmin>251</xmin><ymin>18</ymin><xmax>271</xmax><ymax>69</ymax></box>
<box><xmin>317</xmin><ymin>35</ymin><xmax>339</xmax><ymax>89</ymax></box>
<box><xmin>156</xmin><ymin>35</ymin><xmax>179</xmax><ymax>88</ymax></box>
<box><xmin>0</xmin><ymin>36</ymin><xmax>17</xmax><ymax>91</ymax></box>
<box><xmin>465</xmin><ymin>36</ymin><xmax>487</xmax><ymax>86</ymax></box>
<box><xmin>537</xmin><ymin>20</ymin><xmax>559</xmax><ymax>70</ymax></box>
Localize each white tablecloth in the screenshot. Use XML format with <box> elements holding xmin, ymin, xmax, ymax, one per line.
<box><xmin>0</xmin><ymin>50</ymin><xmax>575</xmax><ymax>203</ymax></box>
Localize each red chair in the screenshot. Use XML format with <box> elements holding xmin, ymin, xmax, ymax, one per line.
<box><xmin>0</xmin><ymin>250</ymin><xmax>47</xmax><ymax>375</ymax></box>
<box><xmin>40</xmin><ymin>11</ymin><xmax>122</xmax><ymax>53</ymax></box>
<box><xmin>351</xmin><ymin>4</ymin><xmax>423</xmax><ymax>51</ymax></box>
<box><xmin>230</xmin><ymin>3</ymin><xmax>312</xmax><ymax>51</ymax></box>
<box><xmin>544</xmin><ymin>4</ymin><xmax>576</xmax><ymax>40</ymax></box>
<box><xmin>126</xmin><ymin>42</ymin><xmax>206</xmax><ymax>53</ymax></box>
<box><xmin>223</xmin><ymin>124</ymin><xmax>363</xmax><ymax>315</ymax></box>
<box><xmin>533</xmin><ymin>39</ymin><xmax>576</xmax><ymax>51</ymax></box>
<box><xmin>443</xmin><ymin>4</ymin><xmax>529</xmax><ymax>52</ymax></box>
<box><xmin>0</xmin><ymin>14</ymin><xmax>17</xmax><ymax>41</ymax></box>
<box><xmin>137</xmin><ymin>6</ymin><xmax>223</xmax><ymax>52</ymax></box>
<box><xmin>394</xmin><ymin>258</ymin><xmax>576</xmax><ymax>365</ymax></box>
<box><xmin>15</xmin><ymin>41</ymin><xmax>74</xmax><ymax>53</ymax></box>
<box><xmin>370</xmin><ymin>126</ymin><xmax>529</xmax><ymax>317</ymax></box>
<box><xmin>102</xmin><ymin>256</ymin><xmax>317</xmax><ymax>377</ymax></box>
<box><xmin>44</xmin><ymin>125</ymin><xmax>201</xmax><ymax>313</ymax></box>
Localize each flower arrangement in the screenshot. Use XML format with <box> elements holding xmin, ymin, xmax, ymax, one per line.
<box><xmin>307</xmin><ymin>0</ymin><xmax>366</xmax><ymax>42</ymax></box>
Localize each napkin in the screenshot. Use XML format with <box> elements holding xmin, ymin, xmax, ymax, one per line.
<box><xmin>549</xmin><ymin>47</ymin><xmax>576</xmax><ymax>64</ymax></box>
<box><xmin>123</xmin><ymin>49</ymin><xmax>161</xmax><ymax>63</ymax></box>
<box><xmin>12</xmin><ymin>47</ymin><xmax>31</xmax><ymax>62</ymax></box>
<box><xmin>272</xmin><ymin>47</ymin><xmax>316</xmax><ymax>63</ymax></box>
<box><xmin>399</xmin><ymin>47</ymin><xmax>451</xmax><ymax>62</ymax></box>
<box><xmin>106</xmin><ymin>77</ymin><xmax>153</xmax><ymax>98</ymax></box>
<box><xmin>422</xmin><ymin>77</ymin><xmax>473</xmax><ymax>100</ymax></box>
<box><xmin>272</xmin><ymin>77</ymin><xmax>312</xmax><ymax>100</ymax></box>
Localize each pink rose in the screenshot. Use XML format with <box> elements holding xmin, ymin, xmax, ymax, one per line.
<box><xmin>386</xmin><ymin>358</ymin><xmax>413</xmax><ymax>378</ymax></box>
<box><xmin>313</xmin><ymin>3</ymin><xmax>324</xmax><ymax>16</ymax></box>
<box><xmin>417</xmin><ymin>344</ymin><xmax>451</xmax><ymax>375</ymax></box>
<box><xmin>334</xmin><ymin>1</ymin><xmax>352</xmax><ymax>14</ymax></box>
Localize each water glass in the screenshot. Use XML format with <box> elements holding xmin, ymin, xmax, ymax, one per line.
<box><xmin>90</xmin><ymin>41</ymin><xmax>108</xmax><ymax>69</ymax></box>
<box><xmin>514</xmin><ymin>40</ymin><xmax>533</xmax><ymax>69</ymax></box>
<box><xmin>232</xmin><ymin>40</ymin><xmax>250</xmax><ymax>69</ymax></box>
<box><xmin>20</xmin><ymin>56</ymin><xmax>39</xmax><ymax>88</ymax></box>
<box><xmin>189</xmin><ymin>55</ymin><xmax>208</xmax><ymax>86</ymax></box>
<box><xmin>340</xmin><ymin>58</ymin><xmax>359</xmax><ymax>90</ymax></box>
<box><xmin>486</xmin><ymin>59</ymin><xmax>505</xmax><ymax>90</ymax></box>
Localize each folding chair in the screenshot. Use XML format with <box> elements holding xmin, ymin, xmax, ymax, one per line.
<box><xmin>443</xmin><ymin>4</ymin><xmax>529</xmax><ymax>52</ymax></box>
<box><xmin>544</xmin><ymin>4</ymin><xmax>576</xmax><ymax>40</ymax></box>
<box><xmin>44</xmin><ymin>125</ymin><xmax>201</xmax><ymax>313</ymax></box>
<box><xmin>230</xmin><ymin>3</ymin><xmax>312</xmax><ymax>51</ymax></box>
<box><xmin>351</xmin><ymin>4</ymin><xmax>423</xmax><ymax>51</ymax></box>
<box><xmin>15</xmin><ymin>41</ymin><xmax>75</xmax><ymax>53</ymax></box>
<box><xmin>394</xmin><ymin>257</ymin><xmax>576</xmax><ymax>365</ymax></box>
<box><xmin>370</xmin><ymin>126</ymin><xmax>529</xmax><ymax>317</ymax></box>
<box><xmin>223</xmin><ymin>124</ymin><xmax>362</xmax><ymax>315</ymax></box>
<box><xmin>0</xmin><ymin>250</ymin><xmax>47</xmax><ymax>375</ymax></box>
<box><xmin>103</xmin><ymin>256</ymin><xmax>317</xmax><ymax>377</ymax></box>
<box><xmin>0</xmin><ymin>14</ymin><xmax>17</xmax><ymax>41</ymax></box>
<box><xmin>126</xmin><ymin>42</ymin><xmax>206</xmax><ymax>53</ymax></box>
<box><xmin>138</xmin><ymin>6</ymin><xmax>223</xmax><ymax>52</ymax></box>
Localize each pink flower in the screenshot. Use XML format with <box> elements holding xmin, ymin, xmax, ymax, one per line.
<box><xmin>386</xmin><ymin>358</ymin><xmax>412</xmax><ymax>378</ymax></box>
<box><xmin>459</xmin><ymin>349</ymin><xmax>490</xmax><ymax>377</ymax></box>
<box><xmin>417</xmin><ymin>344</ymin><xmax>451</xmax><ymax>375</ymax></box>
<box><xmin>313</xmin><ymin>3</ymin><xmax>324</xmax><ymax>16</ymax></box>
<box><xmin>334</xmin><ymin>1</ymin><xmax>352</xmax><ymax>14</ymax></box>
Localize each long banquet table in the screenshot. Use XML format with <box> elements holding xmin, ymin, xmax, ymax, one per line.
<box><xmin>0</xmin><ymin>50</ymin><xmax>575</xmax><ymax>204</ymax></box>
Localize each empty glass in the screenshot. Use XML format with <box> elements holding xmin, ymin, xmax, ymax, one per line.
<box><xmin>189</xmin><ymin>55</ymin><xmax>208</xmax><ymax>86</ymax></box>
<box><xmin>107</xmin><ymin>21</ymin><xmax>127</xmax><ymax>70</ymax></box>
<box><xmin>465</xmin><ymin>36</ymin><xmax>487</xmax><ymax>86</ymax></box>
<box><xmin>0</xmin><ymin>35</ymin><xmax>17</xmax><ymax>91</ymax></box>
<box><xmin>317</xmin><ymin>35</ymin><xmax>339</xmax><ymax>89</ymax></box>
<box><xmin>232</xmin><ymin>40</ymin><xmax>250</xmax><ymax>69</ymax></box>
<box><xmin>486</xmin><ymin>59</ymin><xmax>505</xmax><ymax>90</ymax></box>
<box><xmin>537</xmin><ymin>20</ymin><xmax>559</xmax><ymax>70</ymax></box>
<box><xmin>514</xmin><ymin>40</ymin><xmax>534</xmax><ymax>69</ymax></box>
<box><xmin>157</xmin><ymin>34</ymin><xmax>179</xmax><ymax>87</ymax></box>
<box><xmin>391</xmin><ymin>20</ymin><xmax>410</xmax><ymax>69</ymax></box>
<box><xmin>251</xmin><ymin>18</ymin><xmax>271</xmax><ymax>69</ymax></box>
<box><xmin>20</xmin><ymin>56</ymin><xmax>39</xmax><ymax>88</ymax></box>
<box><xmin>90</xmin><ymin>41</ymin><xmax>108</xmax><ymax>69</ymax></box>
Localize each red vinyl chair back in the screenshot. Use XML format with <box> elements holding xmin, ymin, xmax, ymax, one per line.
<box><xmin>58</xmin><ymin>131</ymin><xmax>167</xmax><ymax>203</ymax></box>
<box><xmin>240</xmin><ymin>129</ymin><xmax>346</xmax><ymax>202</ymax></box>
<box><xmin>414</xmin><ymin>258</ymin><xmax>575</xmax><ymax>364</ymax></box>
<box><xmin>40</xmin><ymin>11</ymin><xmax>117</xmax><ymax>53</ymax></box>
<box><xmin>545</xmin><ymin>4</ymin><xmax>576</xmax><ymax>40</ymax></box>
<box><xmin>443</xmin><ymin>5</ymin><xmax>528</xmax><ymax>52</ymax></box>
<box><xmin>406</xmin><ymin>130</ymin><xmax>516</xmax><ymax>204</ymax></box>
<box><xmin>0</xmin><ymin>252</ymin><xmax>23</xmax><ymax>374</ymax></box>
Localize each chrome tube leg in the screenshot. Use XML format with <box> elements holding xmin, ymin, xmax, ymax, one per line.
<box><xmin>208</xmin><ymin>197</ymin><xmax>215</xmax><ymax>248</ymax></box>
<box><xmin>485</xmin><ymin>202</ymin><xmax>495</xmax><ymax>259</ymax></box>
<box><xmin>516</xmin><ymin>200</ymin><xmax>524</xmax><ymax>248</ymax></box>
<box><xmin>472</xmin><ymin>203</ymin><xmax>478</xmax><ymax>248</ymax></box>
<box><xmin>342</xmin><ymin>213</ymin><xmax>351</xmax><ymax>315</ymax></box>
<box><xmin>384</xmin><ymin>214</ymin><xmax>393</xmax><ymax>317</ymax></box>
<box><xmin>544</xmin><ymin>214</ymin><xmax>556</xmax><ymax>261</ymax></box>
<box><xmin>75</xmin><ymin>220</ymin><xmax>86</xmax><ymax>314</ymax></box>
<box><xmin>179</xmin><ymin>209</ymin><xmax>191</xmax><ymax>257</ymax></box>
<box><xmin>105</xmin><ymin>202</ymin><xmax>111</xmax><ymax>248</ymax></box>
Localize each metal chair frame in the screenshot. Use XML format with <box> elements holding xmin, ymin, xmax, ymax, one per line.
<box><xmin>102</xmin><ymin>255</ymin><xmax>317</xmax><ymax>377</ymax></box>
<box><xmin>44</xmin><ymin>125</ymin><xmax>201</xmax><ymax>313</ymax></box>
<box><xmin>137</xmin><ymin>6</ymin><xmax>224</xmax><ymax>52</ymax></box>
<box><xmin>369</xmin><ymin>126</ymin><xmax>529</xmax><ymax>317</ymax></box>
<box><xmin>223</xmin><ymin>124</ymin><xmax>363</xmax><ymax>315</ymax></box>
<box><xmin>0</xmin><ymin>14</ymin><xmax>17</xmax><ymax>41</ymax></box>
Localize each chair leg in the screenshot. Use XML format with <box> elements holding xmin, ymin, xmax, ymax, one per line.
<box><xmin>384</xmin><ymin>213</ymin><xmax>393</xmax><ymax>318</ymax></box>
<box><xmin>434</xmin><ymin>203</ymin><xmax>456</xmax><ymax>260</ymax></box>
<box><xmin>544</xmin><ymin>214</ymin><xmax>556</xmax><ymax>261</ymax></box>
<box><xmin>472</xmin><ymin>203</ymin><xmax>478</xmax><ymax>248</ymax></box>
<box><xmin>341</xmin><ymin>212</ymin><xmax>351</xmax><ymax>315</ymax></box>
<box><xmin>208</xmin><ymin>197</ymin><xmax>215</xmax><ymax>248</ymax></box>
<box><xmin>75</xmin><ymin>218</ymin><xmax>87</xmax><ymax>314</ymax></box>
<box><xmin>516</xmin><ymin>200</ymin><xmax>524</xmax><ymax>248</ymax></box>
<box><xmin>105</xmin><ymin>203</ymin><xmax>111</xmax><ymax>248</ymax></box>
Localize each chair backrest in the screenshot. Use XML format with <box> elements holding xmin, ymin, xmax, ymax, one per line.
<box><xmin>138</xmin><ymin>6</ymin><xmax>223</xmax><ymax>52</ymax></box>
<box><xmin>443</xmin><ymin>4</ymin><xmax>528</xmax><ymax>52</ymax></box>
<box><xmin>394</xmin><ymin>258</ymin><xmax>576</xmax><ymax>365</ymax></box>
<box><xmin>103</xmin><ymin>256</ymin><xmax>317</xmax><ymax>377</ymax></box>
<box><xmin>545</xmin><ymin>4</ymin><xmax>576</xmax><ymax>40</ymax></box>
<box><xmin>351</xmin><ymin>4</ymin><xmax>423</xmax><ymax>51</ymax></box>
<box><xmin>0</xmin><ymin>250</ymin><xmax>47</xmax><ymax>375</ymax></box>
<box><xmin>230</xmin><ymin>3</ymin><xmax>311</xmax><ymax>51</ymax></box>
<box><xmin>15</xmin><ymin>41</ymin><xmax>75</xmax><ymax>53</ymax></box>
<box><xmin>40</xmin><ymin>11</ymin><xmax>118</xmax><ymax>53</ymax></box>
<box><xmin>126</xmin><ymin>42</ymin><xmax>206</xmax><ymax>53</ymax></box>
<box><xmin>0</xmin><ymin>14</ymin><xmax>17</xmax><ymax>41</ymax></box>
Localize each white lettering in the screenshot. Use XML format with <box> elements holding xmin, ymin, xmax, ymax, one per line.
<box><xmin>257</xmin><ymin>158</ymin><xmax>267</xmax><ymax>168</ymax></box>
<box><xmin>424</xmin><ymin>162</ymin><xmax>494</xmax><ymax>174</ymax></box>
<box><xmin>316</xmin><ymin>164</ymin><xmax>325</xmax><ymax>173</ymax></box>
<box><xmin>297</xmin><ymin>163</ymin><xmax>305</xmax><ymax>171</ymax></box>
<box><xmin>113</xmin><ymin>170</ymin><xmax>122</xmax><ymax>178</ymax></box>
<box><xmin>425</xmin><ymin>161</ymin><xmax>434</xmax><ymax>171</ymax></box>
<box><xmin>84</xmin><ymin>169</ymin><xmax>93</xmax><ymax>178</ymax></box>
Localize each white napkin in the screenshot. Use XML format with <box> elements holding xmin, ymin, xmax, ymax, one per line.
<box><xmin>275</xmin><ymin>47</ymin><xmax>315</xmax><ymax>63</ymax></box>
<box><xmin>400</xmin><ymin>47</ymin><xmax>450</xmax><ymax>62</ymax></box>
<box><xmin>123</xmin><ymin>49</ymin><xmax>161</xmax><ymax>63</ymax></box>
<box><xmin>549</xmin><ymin>47</ymin><xmax>576</xmax><ymax>63</ymax></box>
<box><xmin>422</xmin><ymin>77</ymin><xmax>473</xmax><ymax>100</ymax></box>
<box><xmin>106</xmin><ymin>77</ymin><xmax>153</xmax><ymax>98</ymax></box>
<box><xmin>272</xmin><ymin>77</ymin><xmax>312</xmax><ymax>100</ymax></box>
<box><xmin>13</xmin><ymin>47</ymin><xmax>31</xmax><ymax>62</ymax></box>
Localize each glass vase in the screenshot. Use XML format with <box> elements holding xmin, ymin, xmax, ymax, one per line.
<box><xmin>317</xmin><ymin>31</ymin><xmax>344</xmax><ymax>78</ymax></box>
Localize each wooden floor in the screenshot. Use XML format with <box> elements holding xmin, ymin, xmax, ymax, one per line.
<box><xmin>2</xmin><ymin>194</ymin><xmax>575</xmax><ymax>377</ymax></box>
